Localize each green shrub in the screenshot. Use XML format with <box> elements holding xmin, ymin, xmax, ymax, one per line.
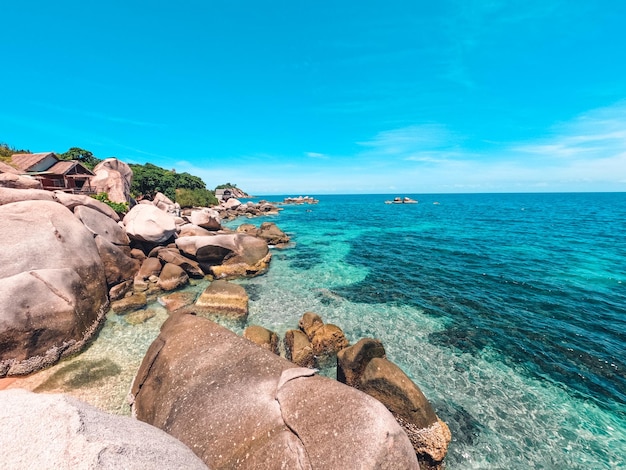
<box><xmin>91</xmin><ymin>192</ymin><xmax>129</xmax><ymax>214</ymax></box>
<box><xmin>175</xmin><ymin>188</ymin><xmax>218</xmax><ymax>208</ymax></box>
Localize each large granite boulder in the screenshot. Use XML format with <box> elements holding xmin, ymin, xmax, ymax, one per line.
<box><xmin>176</xmin><ymin>234</ymin><xmax>271</xmax><ymax>278</ymax></box>
<box><xmin>236</xmin><ymin>222</ymin><xmax>290</xmax><ymax>247</ymax></box>
<box><xmin>338</xmin><ymin>338</ymin><xmax>451</xmax><ymax>468</ymax></box>
<box><xmin>0</xmin><ymin>200</ymin><xmax>108</xmax><ymax>376</ymax></box>
<box><xmin>178</xmin><ymin>223</ymin><xmax>214</xmax><ymax>237</ymax></box>
<box><xmin>0</xmin><ymin>389</ymin><xmax>207</xmax><ymax>469</ymax></box>
<box><xmin>0</xmin><ymin>187</ymin><xmax>55</xmax><ymax>205</ymax></box>
<box><xmin>91</xmin><ymin>158</ymin><xmax>133</xmax><ymax>203</ymax></box>
<box><xmin>0</xmin><ymin>173</ymin><xmax>42</xmax><ymax>189</ymax></box>
<box><xmin>124</xmin><ymin>204</ymin><xmax>177</xmax><ymax>244</ymax></box>
<box><xmin>157</xmin><ymin>248</ymin><xmax>204</xmax><ymax>278</ymax></box>
<box><xmin>130</xmin><ymin>313</ymin><xmax>419</xmax><ymax>469</ymax></box>
<box><xmin>74</xmin><ymin>205</ymin><xmax>129</xmax><ymax>245</ymax></box>
<box><xmin>53</xmin><ymin>191</ymin><xmax>121</xmax><ymax>221</ymax></box>
<box><xmin>153</xmin><ymin>192</ymin><xmax>180</xmax><ymax>216</ymax></box>
<box><xmin>190</xmin><ymin>208</ymin><xmax>221</xmax><ymax>231</ymax></box>
<box><xmin>194</xmin><ymin>279</ymin><xmax>248</xmax><ymax>321</ymax></box>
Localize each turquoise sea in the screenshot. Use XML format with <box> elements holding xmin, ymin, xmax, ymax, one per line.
<box><xmin>228</xmin><ymin>192</ymin><xmax>626</xmax><ymax>469</ymax></box>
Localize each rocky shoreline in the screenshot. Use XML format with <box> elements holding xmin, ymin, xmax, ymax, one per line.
<box><xmin>0</xmin><ymin>160</ymin><xmax>450</xmax><ymax>469</ymax></box>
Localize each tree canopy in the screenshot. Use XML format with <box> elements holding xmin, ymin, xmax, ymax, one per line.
<box><xmin>58</xmin><ymin>147</ymin><xmax>101</xmax><ymax>170</ymax></box>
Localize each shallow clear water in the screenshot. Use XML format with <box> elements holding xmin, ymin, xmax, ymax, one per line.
<box><xmin>8</xmin><ymin>192</ymin><xmax>625</xmax><ymax>468</ymax></box>
<box><xmin>232</xmin><ymin>193</ymin><xmax>626</xmax><ymax>469</ymax></box>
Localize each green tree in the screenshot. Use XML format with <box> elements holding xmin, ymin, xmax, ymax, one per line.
<box><xmin>175</xmin><ymin>188</ymin><xmax>218</xmax><ymax>208</ymax></box>
<box><xmin>58</xmin><ymin>147</ymin><xmax>101</xmax><ymax>170</ymax></box>
<box><xmin>0</xmin><ymin>142</ymin><xmax>30</xmax><ymax>161</ymax></box>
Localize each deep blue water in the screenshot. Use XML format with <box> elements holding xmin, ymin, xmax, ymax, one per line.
<box><xmin>230</xmin><ymin>193</ymin><xmax>626</xmax><ymax>469</ymax></box>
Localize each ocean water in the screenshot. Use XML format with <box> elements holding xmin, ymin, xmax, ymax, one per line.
<box><xmin>230</xmin><ymin>193</ymin><xmax>626</xmax><ymax>469</ymax></box>
<box><xmin>7</xmin><ymin>192</ymin><xmax>624</xmax><ymax>468</ymax></box>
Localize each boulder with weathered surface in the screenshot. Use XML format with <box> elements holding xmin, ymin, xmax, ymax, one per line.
<box><xmin>111</xmin><ymin>292</ymin><xmax>147</xmax><ymax>314</ymax></box>
<box><xmin>130</xmin><ymin>313</ymin><xmax>419</xmax><ymax>469</ymax></box>
<box><xmin>299</xmin><ymin>311</ymin><xmax>324</xmax><ymax>339</ymax></box>
<box><xmin>0</xmin><ymin>187</ymin><xmax>55</xmax><ymax>205</ymax></box>
<box><xmin>0</xmin><ymin>389</ymin><xmax>207</xmax><ymax>469</ymax></box>
<box><xmin>0</xmin><ymin>200</ymin><xmax>108</xmax><ymax>376</ymax></box>
<box><xmin>178</xmin><ymin>223</ymin><xmax>214</xmax><ymax>237</ymax></box>
<box><xmin>124</xmin><ymin>204</ymin><xmax>177</xmax><ymax>244</ymax></box>
<box><xmin>243</xmin><ymin>325</ymin><xmax>279</xmax><ymax>354</ymax></box>
<box><xmin>176</xmin><ymin>233</ymin><xmax>271</xmax><ymax>278</ymax></box>
<box><xmin>137</xmin><ymin>257</ymin><xmax>163</xmax><ymax>280</ymax></box>
<box><xmin>153</xmin><ymin>192</ymin><xmax>180</xmax><ymax>215</ymax></box>
<box><xmin>257</xmin><ymin>222</ymin><xmax>290</xmax><ymax>246</ymax></box>
<box><xmin>91</xmin><ymin>158</ymin><xmax>133</xmax><ymax>203</ymax></box>
<box><xmin>157</xmin><ymin>248</ymin><xmax>204</xmax><ymax>278</ymax></box>
<box><xmin>284</xmin><ymin>329</ymin><xmax>315</xmax><ymax>368</ymax></box>
<box><xmin>310</xmin><ymin>323</ymin><xmax>350</xmax><ymax>355</ymax></box>
<box><xmin>157</xmin><ymin>263</ymin><xmax>189</xmax><ymax>291</ymax></box>
<box><xmin>337</xmin><ymin>338</ymin><xmax>451</xmax><ymax>468</ymax></box>
<box><xmin>194</xmin><ymin>279</ymin><xmax>248</xmax><ymax>321</ymax></box>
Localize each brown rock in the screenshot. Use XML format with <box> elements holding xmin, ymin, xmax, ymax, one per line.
<box><xmin>111</xmin><ymin>292</ymin><xmax>147</xmax><ymax>314</ymax></box>
<box><xmin>298</xmin><ymin>311</ymin><xmax>324</xmax><ymax>339</ymax></box>
<box><xmin>125</xmin><ymin>309</ymin><xmax>158</xmax><ymax>325</ymax></box>
<box><xmin>157</xmin><ymin>248</ymin><xmax>204</xmax><ymax>278</ymax></box>
<box><xmin>190</xmin><ymin>208</ymin><xmax>221</xmax><ymax>230</ymax></box>
<box><xmin>360</xmin><ymin>357</ymin><xmax>451</xmax><ymax>466</ymax></box>
<box><xmin>243</xmin><ymin>325</ymin><xmax>279</xmax><ymax>354</ymax></box>
<box><xmin>194</xmin><ymin>279</ymin><xmax>248</xmax><ymax>321</ymax></box>
<box><xmin>137</xmin><ymin>257</ymin><xmax>162</xmax><ymax>280</ymax></box>
<box><xmin>258</xmin><ymin>222</ymin><xmax>290</xmax><ymax>246</ymax></box>
<box><xmin>337</xmin><ymin>338</ymin><xmax>386</xmax><ymax>387</ymax></box>
<box><xmin>0</xmin><ymin>173</ymin><xmax>42</xmax><ymax>189</ymax></box>
<box><xmin>109</xmin><ymin>279</ymin><xmax>133</xmax><ymax>301</ymax></box>
<box><xmin>157</xmin><ymin>263</ymin><xmax>189</xmax><ymax>291</ymax></box>
<box><xmin>129</xmin><ymin>313</ymin><xmax>419</xmax><ymax>469</ymax></box>
<box><xmin>158</xmin><ymin>291</ymin><xmax>197</xmax><ymax>313</ymax></box>
<box><xmin>130</xmin><ymin>248</ymin><xmax>147</xmax><ymax>262</ymax></box>
<box><xmin>310</xmin><ymin>323</ymin><xmax>350</xmax><ymax>355</ymax></box>
<box><xmin>95</xmin><ymin>236</ymin><xmax>141</xmax><ymax>287</ymax></box>
<box><xmin>284</xmin><ymin>329</ymin><xmax>315</xmax><ymax>368</ymax></box>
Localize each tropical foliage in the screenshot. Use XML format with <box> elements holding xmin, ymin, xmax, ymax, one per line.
<box><xmin>58</xmin><ymin>147</ymin><xmax>101</xmax><ymax>170</ymax></box>
<box><xmin>91</xmin><ymin>192</ymin><xmax>129</xmax><ymax>214</ymax></box>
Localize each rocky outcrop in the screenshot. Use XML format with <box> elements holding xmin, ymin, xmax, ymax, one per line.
<box><xmin>338</xmin><ymin>338</ymin><xmax>451</xmax><ymax>468</ymax></box>
<box><xmin>243</xmin><ymin>325</ymin><xmax>279</xmax><ymax>354</ymax></box>
<box><xmin>91</xmin><ymin>158</ymin><xmax>133</xmax><ymax>203</ymax></box>
<box><xmin>130</xmin><ymin>313</ymin><xmax>419</xmax><ymax>469</ymax></box>
<box><xmin>194</xmin><ymin>279</ymin><xmax>248</xmax><ymax>321</ymax></box>
<box><xmin>153</xmin><ymin>192</ymin><xmax>180</xmax><ymax>216</ymax></box>
<box><xmin>176</xmin><ymin>233</ymin><xmax>271</xmax><ymax>278</ymax></box>
<box><xmin>95</xmin><ymin>236</ymin><xmax>141</xmax><ymax>286</ymax></box>
<box><xmin>0</xmin><ymin>200</ymin><xmax>109</xmax><ymax>377</ymax></box>
<box><xmin>74</xmin><ymin>205</ymin><xmax>129</xmax><ymax>245</ymax></box>
<box><xmin>124</xmin><ymin>204</ymin><xmax>177</xmax><ymax>244</ymax></box>
<box><xmin>0</xmin><ymin>389</ymin><xmax>207</xmax><ymax>469</ymax></box>
<box><xmin>156</xmin><ymin>247</ymin><xmax>204</xmax><ymax>278</ymax></box>
<box><xmin>0</xmin><ymin>187</ymin><xmax>55</xmax><ymax>205</ymax></box>
<box><xmin>236</xmin><ymin>222</ymin><xmax>290</xmax><ymax>247</ymax></box>
<box><xmin>298</xmin><ymin>312</ymin><xmax>349</xmax><ymax>355</ymax></box>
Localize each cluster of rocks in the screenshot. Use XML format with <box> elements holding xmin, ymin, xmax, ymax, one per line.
<box><xmin>0</xmin><ymin>159</ymin><xmax>289</xmax><ymax>376</ymax></box>
<box><xmin>212</xmin><ymin>198</ymin><xmax>280</xmax><ymax>220</ymax></box>
<box><xmin>243</xmin><ymin>313</ymin><xmax>451</xmax><ymax>469</ymax></box>
<box><xmin>130</xmin><ymin>313</ymin><xmax>421</xmax><ymax>469</ymax></box>
<box><xmin>282</xmin><ymin>195</ymin><xmax>319</xmax><ymax>204</ymax></box>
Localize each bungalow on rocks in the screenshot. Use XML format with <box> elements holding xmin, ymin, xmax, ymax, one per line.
<box><xmin>9</xmin><ymin>152</ymin><xmax>95</xmax><ymax>194</ymax></box>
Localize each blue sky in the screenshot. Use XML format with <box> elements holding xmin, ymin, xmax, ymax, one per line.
<box><xmin>2</xmin><ymin>1</ymin><xmax>626</xmax><ymax>194</ymax></box>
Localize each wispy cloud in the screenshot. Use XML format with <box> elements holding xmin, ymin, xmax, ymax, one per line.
<box><xmin>306</xmin><ymin>152</ymin><xmax>330</xmax><ymax>159</ymax></box>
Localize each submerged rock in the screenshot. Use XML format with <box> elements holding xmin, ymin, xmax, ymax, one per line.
<box><xmin>195</xmin><ymin>279</ymin><xmax>248</xmax><ymax>321</ymax></box>
<box><xmin>284</xmin><ymin>329</ymin><xmax>315</xmax><ymax>368</ymax></box>
<box><xmin>130</xmin><ymin>313</ymin><xmax>419</xmax><ymax>469</ymax></box>
<box><xmin>243</xmin><ymin>325</ymin><xmax>279</xmax><ymax>354</ymax></box>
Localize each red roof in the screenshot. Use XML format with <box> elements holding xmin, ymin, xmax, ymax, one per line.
<box><xmin>11</xmin><ymin>152</ymin><xmax>56</xmax><ymax>172</ymax></box>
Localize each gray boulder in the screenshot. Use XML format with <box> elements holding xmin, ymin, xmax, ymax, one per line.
<box><xmin>0</xmin><ymin>200</ymin><xmax>108</xmax><ymax>376</ymax></box>
<box><xmin>0</xmin><ymin>389</ymin><xmax>207</xmax><ymax>469</ymax></box>
<box><xmin>130</xmin><ymin>313</ymin><xmax>419</xmax><ymax>469</ymax></box>
<box><xmin>75</xmin><ymin>205</ymin><xmax>130</xmax><ymax>245</ymax></box>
